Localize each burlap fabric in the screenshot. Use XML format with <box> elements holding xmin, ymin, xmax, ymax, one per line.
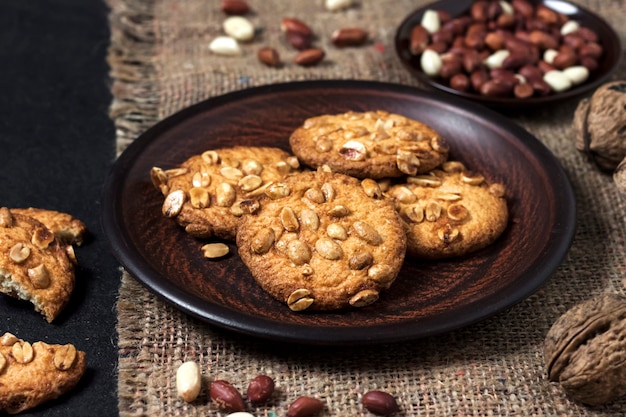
<box><xmin>107</xmin><ymin>0</ymin><xmax>626</xmax><ymax>415</ymax></box>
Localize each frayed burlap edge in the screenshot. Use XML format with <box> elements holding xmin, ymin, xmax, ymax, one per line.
<box><xmin>107</xmin><ymin>0</ymin><xmax>159</xmax><ymax>156</ymax></box>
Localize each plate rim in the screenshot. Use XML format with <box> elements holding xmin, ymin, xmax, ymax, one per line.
<box><xmin>394</xmin><ymin>0</ymin><xmax>623</xmax><ymax>108</ymax></box>
<box><xmin>102</xmin><ymin>79</ymin><xmax>577</xmax><ymax>345</ymax></box>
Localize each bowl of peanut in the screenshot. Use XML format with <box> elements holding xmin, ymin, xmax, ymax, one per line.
<box><xmin>395</xmin><ymin>0</ymin><xmax>621</xmax><ymax>110</ymax></box>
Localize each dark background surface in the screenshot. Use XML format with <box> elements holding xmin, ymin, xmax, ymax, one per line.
<box><xmin>0</xmin><ymin>0</ymin><xmax>119</xmax><ymax>415</ymax></box>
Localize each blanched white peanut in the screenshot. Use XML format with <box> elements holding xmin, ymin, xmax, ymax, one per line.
<box><xmin>223</xmin><ymin>16</ymin><xmax>255</xmax><ymax>41</ymax></box>
<box><xmin>563</xmin><ymin>65</ymin><xmax>589</xmax><ymax>85</ymax></box>
<box><xmin>420</xmin><ymin>49</ymin><xmax>442</xmax><ymax>76</ymax></box>
<box><xmin>499</xmin><ymin>1</ymin><xmax>514</xmax><ymax>14</ymax></box>
<box><xmin>176</xmin><ymin>361</ymin><xmax>202</xmax><ymax>402</ymax></box>
<box><xmin>484</xmin><ymin>49</ymin><xmax>510</xmax><ymax>69</ymax></box>
<box><xmin>543</xmin><ymin>49</ymin><xmax>558</xmax><ymax>64</ymax></box>
<box><xmin>209</xmin><ymin>36</ymin><xmax>242</xmax><ymax>56</ymax></box>
<box><xmin>543</xmin><ymin>70</ymin><xmax>572</xmax><ymax>92</ymax></box>
<box><xmin>420</xmin><ymin>9</ymin><xmax>440</xmax><ymax>34</ymax></box>
<box><xmin>325</xmin><ymin>0</ymin><xmax>352</xmax><ymax>11</ymax></box>
<box><xmin>560</xmin><ymin>20</ymin><xmax>580</xmax><ymax>36</ymax></box>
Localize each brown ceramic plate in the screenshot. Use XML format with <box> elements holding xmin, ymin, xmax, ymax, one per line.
<box><xmin>102</xmin><ymin>80</ymin><xmax>575</xmax><ymax>345</ymax></box>
<box><xmin>395</xmin><ymin>0</ymin><xmax>622</xmax><ymax>110</ymax></box>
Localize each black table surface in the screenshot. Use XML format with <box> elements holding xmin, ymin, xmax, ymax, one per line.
<box><xmin>0</xmin><ymin>0</ymin><xmax>119</xmax><ymax>415</ymax></box>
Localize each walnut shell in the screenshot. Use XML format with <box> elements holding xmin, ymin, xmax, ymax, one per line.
<box><xmin>544</xmin><ymin>293</ymin><xmax>626</xmax><ymax>406</ymax></box>
<box><xmin>574</xmin><ymin>81</ymin><xmax>626</xmax><ymax>171</ymax></box>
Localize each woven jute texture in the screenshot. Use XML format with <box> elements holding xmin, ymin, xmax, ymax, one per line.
<box><xmin>108</xmin><ymin>0</ymin><xmax>626</xmax><ymax>415</ymax></box>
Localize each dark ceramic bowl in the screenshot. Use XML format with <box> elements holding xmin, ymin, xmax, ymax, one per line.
<box><xmin>395</xmin><ymin>0</ymin><xmax>622</xmax><ymax>110</ymax></box>
<box><xmin>102</xmin><ymin>80</ymin><xmax>575</xmax><ymax>345</ymax></box>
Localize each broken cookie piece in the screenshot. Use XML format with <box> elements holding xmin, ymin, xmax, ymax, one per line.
<box><xmin>0</xmin><ymin>332</ymin><xmax>87</xmax><ymax>414</ymax></box>
<box><xmin>0</xmin><ymin>207</ymin><xmax>75</xmax><ymax>322</ymax></box>
<box><xmin>10</xmin><ymin>207</ymin><xmax>88</xmax><ymax>246</ymax></box>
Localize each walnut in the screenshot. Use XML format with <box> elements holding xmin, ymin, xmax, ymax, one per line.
<box><xmin>544</xmin><ymin>293</ymin><xmax>626</xmax><ymax>406</ymax></box>
<box><xmin>574</xmin><ymin>81</ymin><xmax>626</xmax><ymax>172</ymax></box>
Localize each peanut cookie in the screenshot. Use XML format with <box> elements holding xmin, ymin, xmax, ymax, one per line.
<box><xmin>289</xmin><ymin>110</ymin><xmax>449</xmax><ymax>179</ymax></box>
<box><xmin>0</xmin><ymin>207</ymin><xmax>75</xmax><ymax>322</ymax></box>
<box><xmin>385</xmin><ymin>161</ymin><xmax>508</xmax><ymax>259</ymax></box>
<box><xmin>236</xmin><ymin>169</ymin><xmax>407</xmax><ymax>311</ymax></box>
<box><xmin>151</xmin><ymin>146</ymin><xmax>301</xmax><ymax>240</ymax></box>
<box><xmin>0</xmin><ymin>332</ymin><xmax>86</xmax><ymax>414</ymax></box>
<box><xmin>11</xmin><ymin>208</ymin><xmax>87</xmax><ymax>246</ymax></box>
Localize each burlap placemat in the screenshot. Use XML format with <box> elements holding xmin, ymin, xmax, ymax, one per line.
<box><xmin>108</xmin><ymin>0</ymin><xmax>626</xmax><ymax>415</ymax></box>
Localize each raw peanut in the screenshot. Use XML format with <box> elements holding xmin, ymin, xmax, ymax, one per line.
<box><xmin>431</xmin><ymin>29</ymin><xmax>453</xmax><ymax>45</ymax></box>
<box><xmin>499</xmin><ymin>0</ymin><xmax>514</xmax><ymax>15</ymax></box>
<box><xmin>535</xmin><ymin>4</ymin><xmax>559</xmax><ymax>25</ymax></box>
<box><xmin>579</xmin><ymin>42</ymin><xmax>603</xmax><ymax>59</ymax></box>
<box><xmin>247</xmin><ymin>375</ymin><xmax>275</xmax><ymax>403</ymax></box>
<box><xmin>450</xmin><ymin>73</ymin><xmax>470</xmax><ymax>92</ymax></box>
<box><xmin>210</xmin><ymin>380</ymin><xmax>246</xmax><ymax>412</ymax></box>
<box><xmin>425</xmin><ymin>41</ymin><xmax>448</xmax><ymax>54</ymax></box>
<box><xmin>176</xmin><ymin>361</ymin><xmax>202</xmax><ymax>402</ymax></box>
<box><xmin>487</xmin><ymin>1</ymin><xmax>502</xmax><ymax>20</ymax></box>
<box><xmin>470</xmin><ymin>69</ymin><xmax>489</xmax><ymax>91</ymax></box>
<box><xmin>484</xmin><ymin>32</ymin><xmax>504</xmax><ymax>50</ymax></box>
<box><xmin>287</xmin><ymin>396</ymin><xmax>324</xmax><ymax>417</ymax></box>
<box><xmin>480</xmin><ymin>78</ymin><xmax>514</xmax><ymax>97</ymax></box>
<box><xmin>361</xmin><ymin>390</ymin><xmax>400</xmax><ymax>416</ymax></box>
<box><xmin>496</xmin><ymin>12</ymin><xmax>516</xmax><ymax>28</ymax></box>
<box><xmin>221</xmin><ymin>0</ymin><xmax>250</xmax><ymax>15</ymax></box>
<box><xmin>410</xmin><ymin>25</ymin><xmax>429</xmax><ymax>54</ymax></box>
<box><xmin>462</xmin><ymin>49</ymin><xmax>482</xmax><ymax>72</ymax></box>
<box><xmin>528</xmin><ymin>30</ymin><xmax>558</xmax><ymax>50</ymax></box>
<box><xmin>538</xmin><ymin>60</ymin><xmax>556</xmax><ymax>74</ymax></box>
<box><xmin>543</xmin><ymin>48</ymin><xmax>558</xmax><ymax>64</ymax></box>
<box><xmin>577</xmin><ymin>26</ymin><xmax>599</xmax><ymax>43</ymax></box>
<box><xmin>466</xmin><ymin>22</ymin><xmax>487</xmax><ymax>36</ymax></box>
<box><xmin>257</xmin><ymin>47</ymin><xmax>281</xmax><ymax>67</ymax></box>
<box><xmin>563</xmin><ymin>33</ymin><xmax>585</xmax><ymax>50</ymax></box>
<box><xmin>501</xmin><ymin>51</ymin><xmax>533</xmax><ymax>70</ymax></box>
<box><xmin>580</xmin><ymin>56</ymin><xmax>598</xmax><ymax>71</ymax></box>
<box><xmin>437</xmin><ymin>10</ymin><xmax>452</xmax><ymax>24</ymax></box>
<box><xmin>552</xmin><ymin>50</ymin><xmax>578</xmax><ymax>70</ymax></box>
<box><xmin>512</xmin><ymin>0</ymin><xmax>534</xmax><ymax>18</ymax></box>
<box><xmin>294</xmin><ymin>48</ymin><xmax>325</xmax><ymax>66</ymax></box>
<box><xmin>420</xmin><ymin>9</ymin><xmax>440</xmax><ymax>34</ymax></box>
<box><xmin>530</xmin><ymin>78</ymin><xmax>551</xmax><ymax>96</ymax></box>
<box><xmin>223</xmin><ymin>16</ymin><xmax>255</xmax><ymax>42</ymax></box>
<box><xmin>420</xmin><ymin>49</ymin><xmax>442</xmax><ymax>76</ymax></box>
<box><xmin>490</xmin><ymin>68</ymin><xmax>519</xmax><ymax>89</ymax></box>
<box><xmin>439</xmin><ymin>54</ymin><xmax>462</xmax><ymax>78</ymax></box>
<box><xmin>281</xmin><ymin>18</ymin><xmax>313</xmax><ymax>38</ymax></box>
<box><xmin>470</xmin><ymin>1</ymin><xmax>489</xmax><ymax>21</ymax></box>
<box><xmin>514</xmin><ymin>82</ymin><xmax>534</xmax><ymax>98</ymax></box>
<box><xmin>287</xmin><ymin>31</ymin><xmax>313</xmax><ymax>50</ymax></box>
<box><xmin>518</xmin><ymin>64</ymin><xmax>543</xmax><ymax>81</ymax></box>
<box><xmin>442</xmin><ymin>18</ymin><xmax>468</xmax><ymax>36</ymax></box>
<box><xmin>331</xmin><ymin>27</ymin><xmax>368</xmax><ymax>47</ymax></box>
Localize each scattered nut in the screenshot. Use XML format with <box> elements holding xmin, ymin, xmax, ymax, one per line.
<box><xmin>221</xmin><ymin>0</ymin><xmax>250</xmax><ymax>15</ymax></box>
<box><xmin>287</xmin><ymin>396</ymin><xmax>324</xmax><ymax>417</ymax></box>
<box><xmin>209</xmin><ymin>36</ymin><xmax>242</xmax><ymax>56</ymax></box>
<box><xmin>545</xmin><ymin>293</ymin><xmax>626</xmax><ymax>406</ymax></box>
<box><xmin>202</xmin><ymin>243</ymin><xmax>230</xmax><ymax>259</ymax></box>
<box><xmin>294</xmin><ymin>48</ymin><xmax>325</xmax><ymax>67</ymax></box>
<box><xmin>223</xmin><ymin>16</ymin><xmax>255</xmax><ymax>42</ymax></box>
<box><xmin>257</xmin><ymin>47</ymin><xmax>281</xmax><ymax>67</ymax></box>
<box><xmin>210</xmin><ymin>380</ymin><xmax>246</xmax><ymax>412</ymax></box>
<box><xmin>325</xmin><ymin>0</ymin><xmax>352</xmax><ymax>12</ymax></box>
<box><xmin>361</xmin><ymin>390</ymin><xmax>400</xmax><ymax>416</ymax></box>
<box><xmin>176</xmin><ymin>361</ymin><xmax>202</xmax><ymax>402</ymax></box>
<box><xmin>331</xmin><ymin>28</ymin><xmax>368</xmax><ymax>47</ymax></box>
<box><xmin>247</xmin><ymin>374</ymin><xmax>275</xmax><ymax>403</ymax></box>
